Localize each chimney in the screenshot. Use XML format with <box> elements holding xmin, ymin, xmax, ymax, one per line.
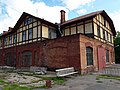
<box><xmin>3</xmin><ymin>31</ymin><xmax>6</xmax><ymax>33</ymax></box>
<box><xmin>8</xmin><ymin>27</ymin><xmax>12</xmax><ymax>32</ymax></box>
<box><xmin>60</xmin><ymin>10</ymin><xmax>66</xmax><ymax>24</ymax></box>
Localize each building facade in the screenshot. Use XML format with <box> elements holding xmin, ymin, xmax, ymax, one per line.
<box><xmin>0</xmin><ymin>10</ymin><xmax>116</xmax><ymax>74</ymax></box>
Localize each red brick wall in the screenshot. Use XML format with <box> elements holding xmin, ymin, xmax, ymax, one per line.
<box><xmin>0</xmin><ymin>34</ymin><xmax>115</xmax><ymax>74</ymax></box>
<box><xmin>1</xmin><ymin>34</ymin><xmax>81</xmax><ymax>71</ymax></box>
<box><xmin>43</xmin><ymin>35</ymin><xmax>81</xmax><ymax>70</ymax></box>
<box><xmin>79</xmin><ymin>34</ymin><xmax>115</xmax><ymax>74</ymax></box>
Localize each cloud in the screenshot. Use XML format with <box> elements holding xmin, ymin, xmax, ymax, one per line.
<box><xmin>0</xmin><ymin>0</ymin><xmax>68</xmax><ymax>33</ymax></box>
<box><xmin>110</xmin><ymin>11</ymin><xmax>120</xmax><ymax>32</ymax></box>
<box><xmin>60</xmin><ymin>0</ymin><xmax>95</xmax><ymax>10</ymax></box>
<box><xmin>77</xmin><ymin>9</ymin><xmax>87</xmax><ymax>15</ymax></box>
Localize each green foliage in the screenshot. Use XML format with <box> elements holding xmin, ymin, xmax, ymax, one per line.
<box><xmin>114</xmin><ymin>31</ymin><xmax>120</xmax><ymax>63</ymax></box>
<box><xmin>97</xmin><ymin>75</ymin><xmax>120</xmax><ymax>81</ymax></box>
<box><xmin>3</xmin><ymin>84</ymin><xmax>31</xmax><ymax>90</ymax></box>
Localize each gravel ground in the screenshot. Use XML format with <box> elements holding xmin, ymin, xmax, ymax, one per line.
<box><xmin>34</xmin><ymin>74</ymin><xmax>120</xmax><ymax>90</ymax></box>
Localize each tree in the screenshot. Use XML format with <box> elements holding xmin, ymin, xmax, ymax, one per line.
<box><xmin>114</xmin><ymin>31</ymin><xmax>120</xmax><ymax>63</ymax></box>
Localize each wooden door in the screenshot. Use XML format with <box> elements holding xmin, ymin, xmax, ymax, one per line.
<box><xmin>97</xmin><ymin>47</ymin><xmax>105</xmax><ymax>70</ymax></box>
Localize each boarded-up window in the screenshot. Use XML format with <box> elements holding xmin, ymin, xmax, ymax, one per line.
<box><xmin>77</xmin><ymin>25</ymin><xmax>84</xmax><ymax>34</ymax></box>
<box><xmin>42</xmin><ymin>26</ymin><xmax>48</xmax><ymax>38</ymax></box>
<box><xmin>85</xmin><ymin>23</ymin><xmax>92</xmax><ymax>34</ymax></box>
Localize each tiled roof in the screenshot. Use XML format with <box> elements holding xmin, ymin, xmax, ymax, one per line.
<box><xmin>61</xmin><ymin>10</ymin><xmax>103</xmax><ymax>25</ymax></box>
<box><xmin>61</xmin><ymin>10</ymin><xmax>116</xmax><ymax>36</ymax></box>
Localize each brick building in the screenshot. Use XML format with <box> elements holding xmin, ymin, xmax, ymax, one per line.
<box><xmin>0</xmin><ymin>10</ymin><xmax>116</xmax><ymax>74</ymax></box>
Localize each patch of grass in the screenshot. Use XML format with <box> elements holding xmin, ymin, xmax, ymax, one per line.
<box><xmin>97</xmin><ymin>75</ymin><xmax>120</xmax><ymax>81</ymax></box>
<box><xmin>0</xmin><ymin>79</ymin><xmax>9</xmax><ymax>85</ymax></box>
<box><xmin>16</xmin><ymin>86</ymin><xmax>31</xmax><ymax>90</ymax></box>
<box><xmin>31</xmin><ymin>85</ymin><xmax>49</xmax><ymax>89</ymax></box>
<box><xmin>0</xmin><ymin>79</ymin><xmax>5</xmax><ymax>83</ymax></box>
<box><xmin>3</xmin><ymin>84</ymin><xmax>31</xmax><ymax>90</ymax></box>
<box><xmin>96</xmin><ymin>77</ymin><xmax>100</xmax><ymax>80</ymax></box>
<box><xmin>3</xmin><ymin>84</ymin><xmax>19</xmax><ymax>90</ymax></box>
<box><xmin>41</xmin><ymin>77</ymin><xmax>65</xmax><ymax>85</ymax></box>
<box><xmin>79</xmin><ymin>74</ymin><xmax>84</xmax><ymax>76</ymax></box>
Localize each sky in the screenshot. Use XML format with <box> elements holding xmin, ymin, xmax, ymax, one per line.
<box><xmin>0</xmin><ymin>0</ymin><xmax>120</xmax><ymax>34</ymax></box>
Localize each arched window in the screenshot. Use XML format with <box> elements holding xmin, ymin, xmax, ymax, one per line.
<box><xmin>5</xmin><ymin>52</ymin><xmax>15</xmax><ymax>66</ymax></box>
<box><xmin>86</xmin><ymin>47</ymin><xmax>93</xmax><ymax>65</ymax></box>
<box><xmin>22</xmin><ymin>51</ymin><xmax>32</xmax><ymax>66</ymax></box>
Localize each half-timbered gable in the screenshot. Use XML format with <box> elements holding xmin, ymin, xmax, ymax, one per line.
<box><xmin>60</xmin><ymin>10</ymin><xmax>116</xmax><ymax>46</ymax></box>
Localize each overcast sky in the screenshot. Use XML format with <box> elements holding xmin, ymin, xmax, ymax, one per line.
<box><xmin>0</xmin><ymin>0</ymin><xmax>120</xmax><ymax>33</ymax></box>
